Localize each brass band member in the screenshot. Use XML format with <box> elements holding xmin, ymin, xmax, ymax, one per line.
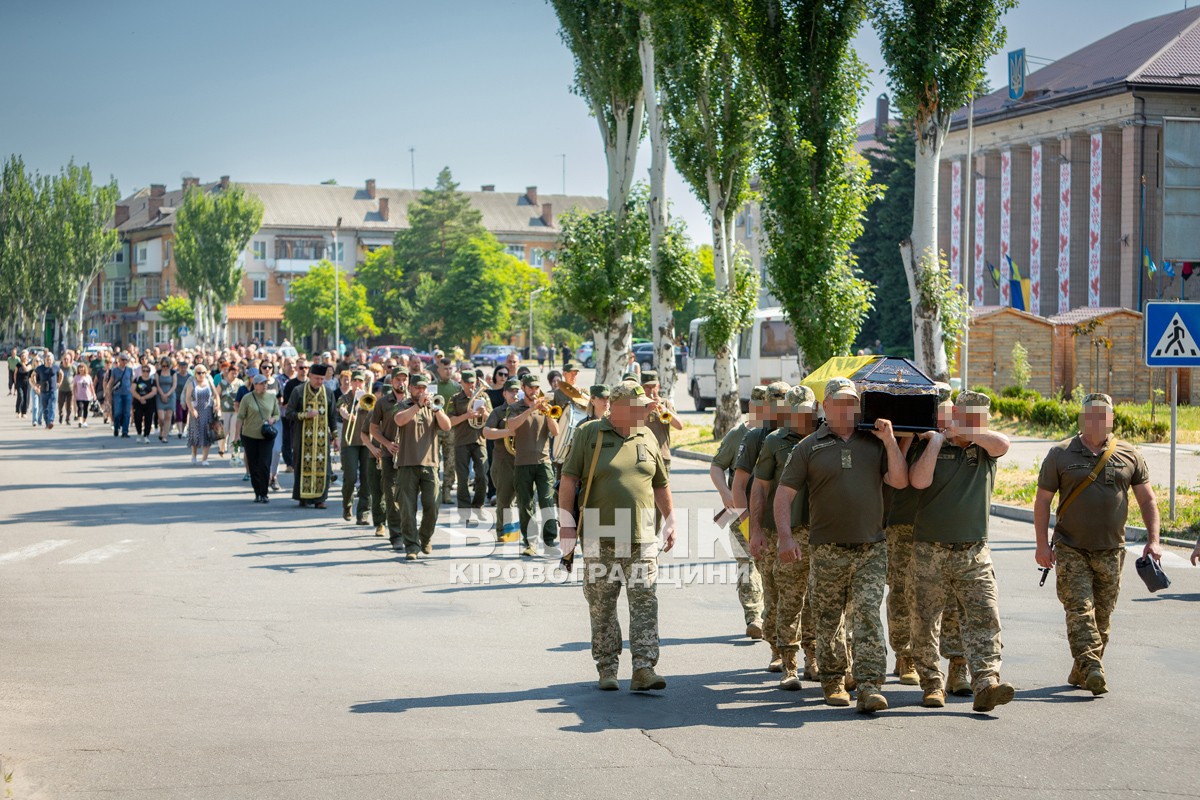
<box><xmin>641</xmin><ymin>371</ymin><xmax>683</xmax><ymax>477</ymax></box>
<box><xmin>552</xmin><ymin>361</ymin><xmax>585</xmax><ymax>410</ymax></box>
<box><xmin>585</xmin><ymin>384</ymin><xmax>610</xmax><ymax>421</ymax></box>
<box><xmin>337</xmin><ymin>372</ymin><xmax>379</xmax><ymax>526</ymax></box>
<box><xmin>432</xmin><ymin>357</ymin><xmax>460</xmax><ymax>504</ymax></box>
<box><xmin>393</xmin><ymin>374</ymin><xmax>451</xmax><ymax>560</ymax></box>
<box><xmin>449</xmin><ymin>371</ymin><xmax>491</xmax><ymax>520</ymax></box>
<box><xmin>285</xmin><ymin>363</ymin><xmax>336</xmax><ymax>509</ymax></box>
<box><xmin>507</xmin><ymin>374</ymin><xmax>561</xmax><ymax>558</ymax></box>
<box><xmin>369</xmin><ymin>368</ymin><xmax>408</xmax><ymax>547</ymax></box>
<box><xmin>482</xmin><ymin>378</ymin><xmax>525</xmax><ymax>543</ymax></box>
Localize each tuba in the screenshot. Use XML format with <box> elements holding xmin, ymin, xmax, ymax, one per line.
<box><xmin>467</xmin><ymin>385</ymin><xmax>490</xmax><ymax>429</ymax></box>
<box><xmin>503</xmin><ymin>406</ymin><xmax>516</xmax><ymax>456</ymax></box>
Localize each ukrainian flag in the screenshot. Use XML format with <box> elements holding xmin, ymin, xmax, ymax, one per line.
<box><xmin>1005</xmin><ymin>255</ymin><xmax>1032</xmax><ymax>312</ymax></box>
<box><xmin>1144</xmin><ymin>247</ymin><xmax>1158</xmax><ymax>276</ymax></box>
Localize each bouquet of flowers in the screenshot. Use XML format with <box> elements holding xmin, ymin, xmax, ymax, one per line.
<box><xmin>230</xmin><ymin>440</ymin><xmax>244</xmax><ymax>468</ymax></box>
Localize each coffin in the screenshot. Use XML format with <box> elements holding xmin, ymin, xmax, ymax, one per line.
<box><xmin>803</xmin><ymin>355</ymin><xmax>939</xmax><ymax>433</ymax></box>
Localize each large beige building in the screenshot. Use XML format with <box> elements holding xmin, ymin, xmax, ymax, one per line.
<box><xmin>88</xmin><ymin>179</ymin><xmax>604</xmax><ymax>348</ymax></box>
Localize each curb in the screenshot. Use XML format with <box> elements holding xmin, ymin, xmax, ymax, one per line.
<box><xmin>672</xmin><ymin>447</ymin><xmax>712</xmax><ymax>463</ymax></box>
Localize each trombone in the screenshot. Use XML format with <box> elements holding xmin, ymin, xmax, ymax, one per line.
<box><xmin>345</xmin><ymin>392</ymin><xmax>376</xmax><ymax>444</ymax></box>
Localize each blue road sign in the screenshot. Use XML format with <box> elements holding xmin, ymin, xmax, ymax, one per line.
<box><xmin>1145</xmin><ymin>302</ymin><xmax>1200</xmax><ymax>367</ymax></box>
<box><xmin>179</xmin><ymin>325</ymin><xmax>189</xmax><ymax>336</ymax></box>
<box><xmin>1008</xmin><ymin>49</ymin><xmax>1026</xmax><ymax>101</ymax></box>
<box><xmin>87</xmin><ymin>328</ymin><xmax>98</xmax><ymax>338</ymax></box>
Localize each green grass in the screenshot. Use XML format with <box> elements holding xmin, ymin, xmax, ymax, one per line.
<box><xmin>993</xmin><ymin>466</ymin><xmax>1200</xmax><ymax>541</ymax></box>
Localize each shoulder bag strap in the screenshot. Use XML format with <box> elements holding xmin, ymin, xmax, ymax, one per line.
<box><xmin>576</xmin><ymin>425</ymin><xmax>605</xmax><ymax>538</ymax></box>
<box><xmin>1056</xmin><ymin>436</ymin><xmax>1120</xmax><ymax>516</ymax></box>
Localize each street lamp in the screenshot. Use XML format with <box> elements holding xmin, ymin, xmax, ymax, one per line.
<box><xmin>333</xmin><ymin>216</ymin><xmax>342</xmax><ymax>355</ymax></box>
<box><xmin>529</xmin><ymin>287</ymin><xmax>545</xmax><ymax>362</ymax></box>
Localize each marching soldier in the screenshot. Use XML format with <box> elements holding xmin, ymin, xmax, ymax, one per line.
<box><xmin>775</xmin><ymin>378</ymin><xmax>908</xmax><ymax>714</ymax></box>
<box><xmin>641</xmin><ymin>371</ymin><xmax>683</xmax><ymax>477</ymax></box>
<box><xmin>337</xmin><ymin>372</ymin><xmax>378</xmax><ymax>525</ymax></box>
<box><xmin>552</xmin><ymin>361</ymin><xmax>585</xmax><ymax>410</ymax></box>
<box><xmin>432</xmin><ymin>357</ymin><xmax>460</xmax><ymax>503</ymax></box>
<box><xmin>369</xmin><ymin>368</ymin><xmax>409</xmax><ymax>547</ymax></box>
<box><xmin>449</xmin><ymin>371</ymin><xmax>491</xmax><ymax>521</ymax></box>
<box><xmin>585</xmin><ymin>384</ymin><xmax>610</xmax><ymax>421</ymax></box>
<box><xmin>732</xmin><ymin>381</ymin><xmax>788</xmax><ymax>667</ymax></box>
<box><xmin>709</xmin><ymin>385</ymin><xmax>767</xmax><ymax>642</ymax></box>
<box><xmin>482</xmin><ymin>378</ymin><xmax>525</xmax><ymax>543</ymax></box>
<box><xmin>1034</xmin><ymin>393</ymin><xmax>1161</xmax><ymax>695</ymax></box>
<box><xmin>908</xmin><ymin>390</ymin><xmax>1017</xmax><ymax>712</ymax></box>
<box><xmin>393</xmin><ymin>374</ymin><xmax>451</xmax><ymax>560</ymax></box>
<box><xmin>507</xmin><ymin>374</ymin><xmax>561</xmax><ymax>557</ymax></box>
<box><xmin>749</xmin><ymin>385</ymin><xmax>819</xmax><ymax>691</ymax></box>
<box><xmin>559</xmin><ymin>380</ymin><xmax>675</xmax><ymax>692</ymax></box>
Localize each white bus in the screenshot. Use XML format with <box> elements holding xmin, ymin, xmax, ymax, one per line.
<box><xmin>687</xmin><ymin>306</ymin><xmax>804</xmax><ymax>412</ymax></box>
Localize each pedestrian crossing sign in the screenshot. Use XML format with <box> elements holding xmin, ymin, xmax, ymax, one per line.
<box><xmin>1145</xmin><ymin>302</ymin><xmax>1200</xmax><ymax>367</ymax></box>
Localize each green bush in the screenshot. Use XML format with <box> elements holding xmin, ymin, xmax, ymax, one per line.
<box><xmin>972</xmin><ymin>386</ymin><xmax>999</xmax><ymax>406</ymax></box>
<box><xmin>994</xmin><ymin>397</ymin><xmax>1034</xmax><ymax>420</ymax></box>
<box><xmin>1001</xmin><ymin>386</ymin><xmax>1042</xmax><ymax>401</ymax></box>
<box><xmin>1030</xmin><ymin>399</ymin><xmax>1075</xmax><ymax>429</ymax></box>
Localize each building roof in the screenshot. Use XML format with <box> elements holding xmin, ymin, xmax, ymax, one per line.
<box><xmin>970</xmin><ymin>305</ymin><xmax>1054</xmax><ymax>325</ymax></box>
<box><xmin>226</xmin><ymin>304</ymin><xmax>284</xmax><ymax>322</ymax></box>
<box><xmin>953</xmin><ymin>7</ymin><xmax>1200</xmax><ymax>127</ymax></box>
<box><xmin>113</xmin><ymin>182</ymin><xmax>606</xmax><ymax>239</ymax></box>
<box><xmin>1047</xmin><ymin>307</ymin><xmax>1141</xmax><ymax>326</ymax></box>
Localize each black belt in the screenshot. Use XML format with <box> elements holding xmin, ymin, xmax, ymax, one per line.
<box><xmin>927</xmin><ymin>541</ymin><xmax>982</xmax><ymax>551</ymax></box>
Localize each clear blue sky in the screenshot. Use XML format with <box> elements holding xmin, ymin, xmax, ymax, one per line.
<box><xmin>1</xmin><ymin>0</ymin><xmax>1193</xmax><ymax>244</ymax></box>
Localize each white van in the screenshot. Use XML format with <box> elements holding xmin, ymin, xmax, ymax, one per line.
<box><xmin>687</xmin><ymin>307</ymin><xmax>804</xmax><ymax>412</ymax></box>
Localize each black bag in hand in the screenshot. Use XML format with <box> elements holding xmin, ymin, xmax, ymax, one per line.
<box><xmin>1135</xmin><ymin>556</ymin><xmax>1170</xmax><ymax>593</ymax></box>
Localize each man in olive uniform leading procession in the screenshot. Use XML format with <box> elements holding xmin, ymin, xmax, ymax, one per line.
<box><xmin>448</xmin><ymin>370</ymin><xmax>491</xmax><ymax>521</ymax></box>
<box><xmin>749</xmin><ymin>384</ymin><xmax>820</xmax><ymax>691</ymax></box>
<box><xmin>337</xmin><ymin>371</ymin><xmax>380</xmax><ymax>525</ymax></box>
<box><xmin>709</xmin><ymin>385</ymin><xmax>767</xmax><ymax>641</ymax></box>
<box><xmin>775</xmin><ymin>377</ymin><xmax>908</xmax><ymax>714</ymax></box>
<box><xmin>369</xmin><ymin>368</ymin><xmax>408</xmax><ymax>547</ymax></box>
<box><xmin>559</xmin><ymin>380</ymin><xmax>674</xmax><ymax>693</ymax></box>
<box><xmin>1034</xmin><ymin>392</ymin><xmax>1162</xmax><ymax>695</ymax></box>
<box><xmin>393</xmin><ymin>374</ymin><xmax>451</xmax><ymax>560</ymax></box>
<box><xmin>285</xmin><ymin>363</ymin><xmax>337</xmax><ymax>509</ymax></box>
<box><xmin>908</xmin><ymin>390</ymin><xmax>1017</xmax><ymax>712</ymax></box>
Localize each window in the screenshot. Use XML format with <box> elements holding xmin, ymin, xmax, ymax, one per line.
<box><xmin>111</xmin><ymin>278</ymin><xmax>129</xmax><ymax>308</ymax></box>
<box><xmin>505</xmin><ymin>244</ymin><xmax>526</xmax><ymax>261</ymax></box>
<box><xmin>692</xmin><ymin>328</ymin><xmax>713</xmax><ymax>359</ymax></box>
<box><xmin>143</xmin><ymin>276</ymin><xmax>161</xmax><ymax>302</ymax></box>
<box><xmin>114</xmin><ymin>249</ymin><xmax>124</xmax><ymax>263</ymax></box>
<box><xmin>274</xmin><ymin>239</ymin><xmax>325</xmax><ymax>260</ymax></box>
<box><xmin>738</xmin><ymin>327</ymin><xmax>753</xmax><ymax>359</ymax></box>
<box><xmin>136</xmin><ymin>244</ymin><xmax>148</xmax><ymax>264</ymax></box>
<box><xmin>329</xmin><ymin>241</ymin><xmax>344</xmax><ymax>263</ymax></box>
<box><xmin>252</xmin><ymin>277</ymin><xmax>267</xmax><ymax>301</ymax></box>
<box><xmin>154</xmin><ymin>322</ymin><xmax>172</xmax><ymax>344</ymax></box>
<box><xmin>531</xmin><ymin>247</ymin><xmax>545</xmax><ymax>267</ymax></box>
<box><xmin>284</xmin><ymin>279</ymin><xmax>295</xmax><ymax>301</ymax></box>
<box><xmin>759</xmin><ymin>320</ymin><xmax>798</xmax><ymax>357</ymax></box>
<box><xmin>164</xmin><ymin>241</ymin><xmax>173</xmax><ymax>266</ymax></box>
<box><xmin>252</xmin><ymin>321</ymin><xmax>266</xmax><ymax>342</ymax></box>
<box><xmin>252</xmin><ymin>241</ymin><xmax>267</xmax><ymax>261</ymax></box>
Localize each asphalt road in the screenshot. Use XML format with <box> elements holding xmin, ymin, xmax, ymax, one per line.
<box><xmin>2</xmin><ymin>409</ymin><xmax>1199</xmax><ymax>800</ymax></box>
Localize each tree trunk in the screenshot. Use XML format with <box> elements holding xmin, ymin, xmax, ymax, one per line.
<box><xmin>906</xmin><ymin>116</ymin><xmax>949</xmax><ymax>382</ymax></box>
<box><xmin>708</xmin><ymin>174</ymin><xmax>741</xmax><ymax>439</ymax></box>
<box><xmin>639</xmin><ymin>13</ymin><xmax>678</xmax><ymax>404</ymax></box>
<box><xmin>74</xmin><ymin>279</ymin><xmax>89</xmax><ymax>352</ymax></box>
<box><xmin>599</xmin><ymin>312</ymin><xmax>633</xmax><ymax>386</ymax></box>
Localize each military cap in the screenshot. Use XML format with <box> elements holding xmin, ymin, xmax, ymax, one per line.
<box><xmin>390</xmin><ymin>366</ymin><xmax>409</xmax><ymax>378</ymax></box>
<box><xmin>563</xmin><ymin>361</ymin><xmax>580</xmax><ymax>372</ymax></box>
<box><xmin>765</xmin><ymin>380</ymin><xmax>790</xmax><ymax>401</ymax></box>
<box><xmin>610</xmin><ymin>380</ymin><xmax>651</xmax><ymax>405</ymax></box>
<box><xmin>933</xmin><ymin>381</ymin><xmax>953</xmax><ymax>404</ymax></box>
<box><xmin>519</xmin><ymin>373</ymin><xmax>539</xmax><ymax>387</ymax></box>
<box><xmin>351</xmin><ymin>371</ymin><xmax>366</xmax><ymax>381</ymax></box>
<box><xmin>786</xmin><ymin>384</ymin><xmax>817</xmax><ymax>412</ymax></box>
<box><xmin>1082</xmin><ymin>392</ymin><xmax>1113</xmax><ymax>409</ymax></box>
<box><xmin>955</xmin><ymin>389</ymin><xmax>992</xmax><ymax>410</ymax></box>
<box><xmin>750</xmin><ymin>385</ymin><xmax>769</xmax><ymax>402</ymax></box>
<box><xmin>411</xmin><ymin>374</ymin><xmax>430</xmax><ymax>387</ymax></box>
<box><xmin>640</xmin><ymin>370</ymin><xmax>659</xmax><ymax>386</ymax></box>
<box><xmin>824</xmin><ymin>377</ymin><xmax>859</xmax><ymax>400</ymax></box>
<box><xmin>503</xmin><ymin>378</ymin><xmax>521</xmax><ymax>391</ymax></box>
<box><xmin>589</xmin><ymin>384</ymin><xmax>610</xmax><ymax>398</ymax></box>
<box><xmin>460</xmin><ymin>372</ymin><xmax>477</xmax><ymax>383</ymax></box>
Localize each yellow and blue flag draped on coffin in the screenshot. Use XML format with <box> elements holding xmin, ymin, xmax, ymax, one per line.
<box><xmin>800</xmin><ymin>355</ymin><xmax>879</xmax><ymax>401</ymax></box>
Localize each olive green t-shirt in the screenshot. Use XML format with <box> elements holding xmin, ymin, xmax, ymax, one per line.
<box><xmin>778</xmin><ymin>425</ymin><xmax>889</xmax><ymax>545</ymax></box>
<box><xmin>485</xmin><ymin>403</ymin><xmax>515</xmax><ymax>469</ymax></box>
<box><xmin>753</xmin><ymin>427</ymin><xmax>808</xmax><ymax>532</ymax></box>
<box><xmin>395</xmin><ymin>400</ymin><xmax>439</xmax><ymax>467</ymax></box>
<box><xmin>337</xmin><ymin>392</ymin><xmax>372</xmax><ymax>448</ymax></box>
<box><xmin>450</xmin><ymin>389</ymin><xmax>487</xmax><ymax>447</ymax></box>
<box><xmin>712</xmin><ymin>422</ymin><xmax>749</xmax><ymax>477</ymax></box>
<box><xmin>885</xmin><ymin>444</ymin><xmax>925</xmax><ymax>526</ymax></box>
<box><xmin>512</xmin><ymin>402</ymin><xmax>552</xmax><ymax>466</ymax></box>
<box><xmin>562</xmin><ymin>419</ymin><xmax>668</xmax><ymax>544</ymax></box>
<box><xmin>912</xmin><ymin>440</ymin><xmax>998</xmax><ymax>543</ymax></box>
<box><xmin>1037</xmin><ymin>435</ymin><xmax>1149</xmax><ymax>550</ymax></box>
<box><xmin>369</xmin><ymin>393</ymin><xmax>402</xmax><ymax>452</ymax></box>
<box><xmin>734</xmin><ymin>426</ymin><xmax>772</xmax><ymax>475</ymax></box>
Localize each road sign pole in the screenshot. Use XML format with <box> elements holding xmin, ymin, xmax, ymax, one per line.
<box><xmin>1170</xmin><ymin>367</ymin><xmax>1177</xmax><ymax>519</ymax></box>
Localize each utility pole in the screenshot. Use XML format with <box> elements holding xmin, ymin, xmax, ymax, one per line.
<box><xmin>409</xmin><ymin>148</ymin><xmax>416</xmax><ymax>189</ymax></box>
<box><xmin>558</xmin><ymin>154</ymin><xmax>566</xmax><ymax>195</ymax></box>
<box><xmin>334</xmin><ymin>216</ymin><xmax>342</xmax><ymax>355</ymax></box>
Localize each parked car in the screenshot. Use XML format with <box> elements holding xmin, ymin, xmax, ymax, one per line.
<box><xmin>81</xmin><ymin>343</ymin><xmax>113</xmax><ymax>359</ymax></box>
<box><xmin>575</xmin><ymin>342</ymin><xmax>595</xmax><ymax>369</ymax></box>
<box><xmin>371</xmin><ymin>345</ymin><xmax>422</xmax><ymax>363</ymax></box>
<box><xmin>472</xmin><ymin>344</ymin><xmax>518</xmax><ymax>368</ymax></box>
<box><xmin>260</xmin><ymin>345</ymin><xmax>299</xmax><ymax>359</ymax></box>
<box><xmin>632</xmin><ymin>342</ymin><xmax>655</xmax><ymax>371</ymax></box>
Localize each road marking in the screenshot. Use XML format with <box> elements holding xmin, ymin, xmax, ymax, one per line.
<box><xmin>60</xmin><ymin>539</ymin><xmax>138</xmax><ymax>565</ymax></box>
<box><xmin>0</xmin><ymin>539</ymin><xmax>74</xmax><ymax>564</ymax></box>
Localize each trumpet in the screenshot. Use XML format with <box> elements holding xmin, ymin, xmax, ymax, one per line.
<box><xmin>650</xmin><ymin>401</ymin><xmax>673</xmax><ymax>424</ymax></box>
<box><xmin>429</xmin><ymin>394</ymin><xmax>446</xmax><ymax>411</ymax></box>
<box><xmin>544</xmin><ymin>404</ymin><xmax>563</xmax><ymax>420</ymax></box>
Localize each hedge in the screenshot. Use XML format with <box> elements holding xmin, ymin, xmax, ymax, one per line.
<box><xmin>971</xmin><ymin>386</ymin><xmax>1169</xmax><ymax>442</ymax></box>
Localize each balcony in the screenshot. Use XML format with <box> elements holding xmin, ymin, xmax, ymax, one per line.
<box><xmin>275</xmin><ymin>258</ymin><xmax>322</xmax><ymax>274</ymax></box>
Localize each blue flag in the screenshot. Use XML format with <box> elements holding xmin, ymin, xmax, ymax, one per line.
<box><xmin>1164</xmin><ymin>260</ymin><xmax>1176</xmax><ymax>278</ymax></box>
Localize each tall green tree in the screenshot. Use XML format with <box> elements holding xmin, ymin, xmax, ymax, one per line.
<box><xmin>55</xmin><ymin>161</ymin><xmax>120</xmax><ymax>352</ymax></box>
<box><xmin>726</xmin><ymin>0</ymin><xmax>879</xmax><ymax>368</ymax></box>
<box><xmin>283</xmin><ymin>262</ymin><xmax>378</xmax><ymax>348</ymax></box>
<box><xmin>550</xmin><ymin>0</ymin><xmax>646</xmax><ymax>384</ymax></box>
<box><xmin>0</xmin><ymin>157</ymin><xmax>39</xmax><ymax>343</ymax></box>
<box><xmin>854</xmin><ymin>121</ymin><xmax>916</xmax><ymax>357</ymax></box>
<box><xmin>173</xmin><ymin>183</ymin><xmax>264</xmax><ymax>347</ymax></box>
<box><xmin>156</xmin><ymin>295</ymin><xmax>194</xmax><ymax>348</ymax></box>
<box><xmin>653</xmin><ymin>2</ymin><xmax>762</xmax><ymax>435</ymax></box>
<box><xmin>871</xmin><ymin>0</ymin><xmax>1017</xmax><ymax>380</ymax></box>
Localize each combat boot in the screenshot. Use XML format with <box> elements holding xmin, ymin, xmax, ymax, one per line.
<box><xmin>972</xmin><ymin>677</ymin><xmax>1016</xmax><ymax>712</ymax></box>
<box><xmin>597</xmin><ymin>671</ymin><xmax>619</xmax><ymax>691</ymax></box>
<box><xmin>630</xmin><ymin>667</ymin><xmax>667</xmax><ymax>692</ymax></box>
<box><xmin>1067</xmin><ymin>662</ymin><xmax>1086</xmax><ymax>688</ymax></box>
<box><xmin>803</xmin><ymin>645</ymin><xmax>818</xmax><ymax>681</ymax></box>
<box><xmin>821</xmin><ymin>678</ymin><xmax>851</xmax><ymax>707</ymax></box>
<box><xmin>947</xmin><ymin>657</ymin><xmax>972</xmax><ymax>696</ymax></box>
<box><xmin>1085</xmin><ymin>666</ymin><xmax>1108</xmax><ymax>696</ymax></box>
<box><xmin>374</xmin><ymin>524</ymin><xmax>386</xmax><ymax>537</ymax></box>
<box><xmin>746</xmin><ymin>618</ymin><xmax>764</xmax><ymax>640</ymax></box>
<box><xmin>896</xmin><ymin>655</ymin><xmax>919</xmax><ymax>686</ymax></box>
<box><xmin>778</xmin><ymin>651</ymin><xmax>801</xmax><ymax>691</ymax></box>
<box><xmin>921</xmin><ymin>687</ymin><xmax>946</xmax><ymax>708</ymax></box>
<box><xmin>767</xmin><ymin>645</ymin><xmax>783</xmax><ymax>673</ymax></box>
<box><xmin>844</xmin><ymin>672</ymin><xmax>857</xmax><ymax>692</ymax></box>
<box><xmin>855</xmin><ymin>685</ymin><xmax>889</xmax><ymax>714</ymax></box>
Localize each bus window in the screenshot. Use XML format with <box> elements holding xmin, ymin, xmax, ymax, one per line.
<box><xmin>738</xmin><ymin>327</ymin><xmax>753</xmax><ymax>359</ymax></box>
<box><xmin>760</xmin><ymin>320</ymin><xmax>798</xmax><ymax>357</ymax></box>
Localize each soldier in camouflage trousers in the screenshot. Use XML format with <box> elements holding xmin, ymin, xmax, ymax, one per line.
<box><xmin>908</xmin><ymin>390</ymin><xmax>1015</xmax><ymax>713</ymax></box>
